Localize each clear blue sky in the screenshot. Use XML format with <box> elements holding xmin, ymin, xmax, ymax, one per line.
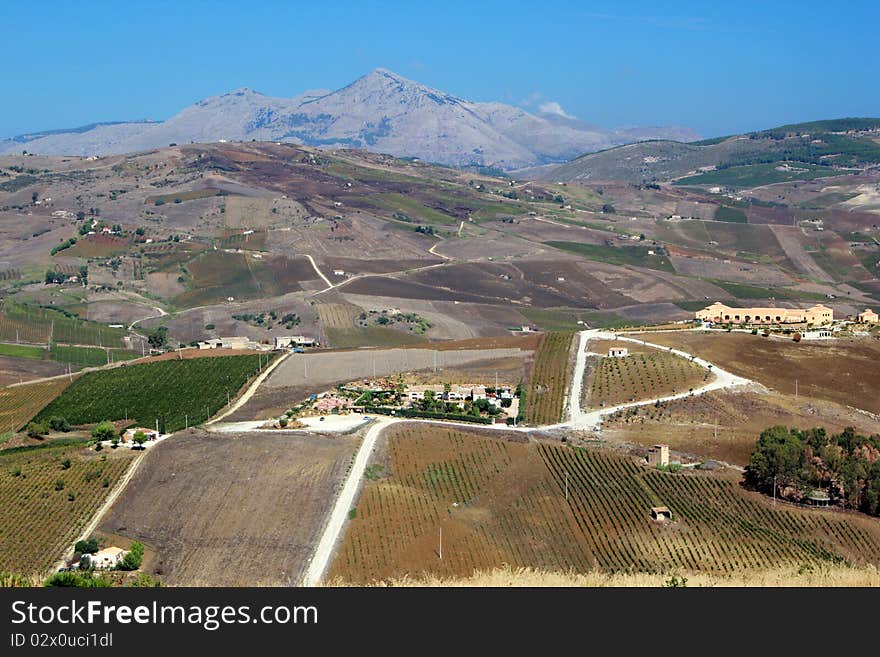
<box><xmin>1</xmin><ymin>0</ymin><xmax>877</xmax><ymax>138</ymax></box>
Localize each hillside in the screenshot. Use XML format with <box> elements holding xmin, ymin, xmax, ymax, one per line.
<box><xmin>0</xmin><ymin>69</ymin><xmax>698</xmax><ymax>169</ymax></box>
<box><xmin>537</xmin><ymin>118</ymin><xmax>880</xmax><ymax>185</ymax></box>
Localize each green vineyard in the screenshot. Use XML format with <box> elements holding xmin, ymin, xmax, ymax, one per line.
<box><xmin>0</xmin><ymin>302</ymin><xmax>129</xmax><ymax>348</ymax></box>
<box><xmin>524</xmin><ymin>332</ymin><xmax>574</xmax><ymax>425</ymax></box>
<box><xmin>33</xmin><ymin>354</ymin><xmax>273</xmax><ymax>433</ymax></box>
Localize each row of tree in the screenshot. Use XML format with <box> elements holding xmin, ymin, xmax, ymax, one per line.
<box><xmin>745</xmin><ymin>426</ymin><xmax>880</xmax><ymax>515</ymax></box>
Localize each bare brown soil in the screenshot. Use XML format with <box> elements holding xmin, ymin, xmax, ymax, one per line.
<box><xmin>643</xmin><ymin>332</ymin><xmax>880</xmax><ymax>415</ymax></box>
<box><xmin>97</xmin><ymin>429</ymin><xmax>358</xmax><ymax>586</ymax></box>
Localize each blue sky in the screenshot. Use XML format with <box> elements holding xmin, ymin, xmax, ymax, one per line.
<box><xmin>1</xmin><ymin>1</ymin><xmax>877</xmax><ymax>138</ymax></box>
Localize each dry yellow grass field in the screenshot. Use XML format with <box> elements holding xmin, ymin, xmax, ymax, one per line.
<box><xmin>329</xmin><ymin>564</ymin><xmax>880</xmax><ymax>587</ymax></box>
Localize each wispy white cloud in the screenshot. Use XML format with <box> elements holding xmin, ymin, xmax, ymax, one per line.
<box><xmin>538</xmin><ymin>101</ymin><xmax>575</xmax><ymax>119</ymax></box>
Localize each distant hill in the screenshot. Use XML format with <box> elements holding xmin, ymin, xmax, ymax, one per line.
<box><xmin>536</xmin><ymin>118</ymin><xmax>880</xmax><ymax>185</ymax></box>
<box><xmin>0</xmin><ymin>69</ymin><xmax>698</xmax><ymax>169</ymax></box>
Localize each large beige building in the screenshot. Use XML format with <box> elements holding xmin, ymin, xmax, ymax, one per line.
<box><xmin>857</xmin><ymin>308</ymin><xmax>878</xmax><ymax>324</ymax></box>
<box><xmin>696</xmin><ymin>302</ymin><xmax>833</xmax><ymax>325</ymax></box>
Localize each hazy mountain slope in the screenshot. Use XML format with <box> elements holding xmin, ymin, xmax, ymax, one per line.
<box><xmin>0</xmin><ymin>69</ymin><xmax>697</xmax><ymax>168</ymax></box>
<box><xmin>537</xmin><ymin>118</ymin><xmax>880</xmax><ymax>183</ymax></box>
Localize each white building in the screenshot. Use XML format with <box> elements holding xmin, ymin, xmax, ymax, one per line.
<box><xmin>89</xmin><ymin>547</ymin><xmax>127</xmax><ymax>569</ymax></box>
<box><xmin>274</xmin><ymin>335</ymin><xmax>316</xmax><ymax>349</ymax></box>
<box><xmin>608</xmin><ymin>347</ymin><xmax>629</xmax><ymax>358</ymax></box>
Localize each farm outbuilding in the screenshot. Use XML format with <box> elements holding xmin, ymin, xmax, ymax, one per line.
<box><xmin>857</xmin><ymin>308</ymin><xmax>878</xmax><ymax>324</ymax></box>
<box><xmin>650</xmin><ymin>506</ymin><xmax>672</xmax><ymax>521</ymax></box>
<box><xmin>646</xmin><ymin>444</ymin><xmax>670</xmax><ymax>467</ymax></box>
<box><xmin>608</xmin><ymin>347</ymin><xmax>628</xmax><ymax>358</ymax></box>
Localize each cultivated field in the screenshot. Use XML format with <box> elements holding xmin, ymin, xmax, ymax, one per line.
<box><xmin>265</xmin><ymin>346</ymin><xmax>530</xmax><ymax>390</ymax></box>
<box><xmin>0</xmin><ymin>443</ymin><xmax>136</xmax><ymax>577</ymax></box>
<box><xmin>329</xmin><ymin>425</ymin><xmax>880</xmax><ymax>584</ymax></box>
<box><xmin>642</xmin><ymin>332</ymin><xmax>880</xmax><ymax>414</ymax></box>
<box><xmin>603</xmin><ymin>389</ymin><xmax>880</xmax><ymax>465</ymax></box>
<box><xmin>524</xmin><ymin>332</ymin><xmax>574</xmax><ymax>425</ymax></box>
<box><xmin>583</xmin><ymin>339</ymin><xmax>712</xmax><ymax>408</ymax></box>
<box><xmin>33</xmin><ymin>354</ymin><xmax>272</xmax><ymax>432</ymax></box>
<box><xmin>0</xmin><ymin>303</ymin><xmax>128</xmax><ymax>348</ymax></box>
<box><xmin>97</xmin><ymin>429</ymin><xmax>358</xmax><ymax>586</ymax></box>
<box><xmin>0</xmin><ymin>378</ymin><xmax>74</xmax><ymax>433</ymax></box>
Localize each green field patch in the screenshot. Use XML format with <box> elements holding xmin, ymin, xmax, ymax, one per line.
<box><xmin>364</xmin><ymin>193</ymin><xmax>459</xmax><ymax>225</ymax></box>
<box><xmin>50</xmin><ymin>344</ymin><xmax>139</xmax><ymax>368</ymax></box>
<box><xmin>0</xmin><ymin>302</ymin><xmax>128</xmax><ymax>347</ymax></box>
<box><xmin>0</xmin><ymin>343</ymin><xmax>45</xmax><ymax>360</ymax></box>
<box><xmin>713</xmin><ymin>205</ymin><xmax>748</xmax><ymax>223</ymax></box>
<box><xmin>145</xmin><ymin>189</ymin><xmax>226</xmax><ymax>205</ymax></box>
<box><xmin>173</xmin><ymin>251</ymin><xmax>259</xmax><ymax>307</ymax></box>
<box><xmin>674</xmin><ymin>163</ymin><xmax>853</xmax><ymax>189</ymax></box>
<box><xmin>545</xmin><ymin>241</ymin><xmax>675</xmax><ymax>273</ymax></box>
<box><xmin>33</xmin><ymin>354</ymin><xmax>272</xmax><ymax>433</ymax></box>
<box><xmin>709</xmin><ymin>280</ymin><xmax>828</xmax><ymax>301</ymax></box>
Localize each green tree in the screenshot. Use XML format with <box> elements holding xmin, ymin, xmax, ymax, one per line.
<box><xmin>75</xmin><ymin>537</ymin><xmax>100</xmax><ymax>554</ymax></box>
<box><xmin>91</xmin><ymin>421</ymin><xmax>117</xmax><ymax>442</ymax></box>
<box><xmin>118</xmin><ymin>542</ymin><xmax>144</xmax><ymax>571</ymax></box>
<box><xmin>147</xmin><ymin>326</ymin><xmax>168</xmax><ymax>350</ymax></box>
<box><xmin>132</xmin><ymin>431</ymin><xmax>147</xmax><ymax>448</ymax></box>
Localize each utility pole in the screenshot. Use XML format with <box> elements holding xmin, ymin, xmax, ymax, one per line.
<box><xmin>439</xmin><ymin>526</ymin><xmax>443</xmax><ymax>561</ymax></box>
<box><xmin>185</xmin><ymin>415</ymin><xmax>188</xmax><ymax>430</ymax></box>
<box><xmin>795</xmin><ymin>379</ymin><xmax>798</xmax><ymax>398</ymax></box>
<box><xmin>227</xmin><ymin>390</ymin><xmax>230</xmax><ymax>406</ymax></box>
<box><xmin>565</xmin><ymin>471</ymin><xmax>569</xmax><ymax>501</ymax></box>
<box><xmin>155</xmin><ymin>418</ymin><xmax>159</xmax><ymax>434</ymax></box>
<box><xmin>773</xmin><ymin>475</ymin><xmax>777</xmax><ymax>506</ymax></box>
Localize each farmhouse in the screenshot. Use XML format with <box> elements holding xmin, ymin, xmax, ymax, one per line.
<box><xmin>122</xmin><ymin>427</ymin><xmax>158</xmax><ymax>443</ymax></box>
<box><xmin>274</xmin><ymin>335</ymin><xmax>317</xmax><ymax>349</ymax></box>
<box><xmin>695</xmin><ymin>302</ymin><xmax>833</xmax><ymax>325</ymax></box>
<box><xmin>196</xmin><ymin>336</ymin><xmax>261</xmax><ymax>350</ymax></box>
<box><xmin>608</xmin><ymin>347</ymin><xmax>628</xmax><ymax>358</ymax></box>
<box><xmin>857</xmin><ymin>308</ymin><xmax>878</xmax><ymax>324</ymax></box>
<box><xmin>646</xmin><ymin>444</ymin><xmax>670</xmax><ymax>467</ymax></box>
<box><xmin>89</xmin><ymin>547</ymin><xmax>126</xmax><ymax>569</ymax></box>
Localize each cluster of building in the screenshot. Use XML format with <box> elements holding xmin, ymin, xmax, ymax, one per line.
<box><xmin>695</xmin><ymin>302</ymin><xmax>878</xmax><ymax>329</ymax></box>
<box><xmin>404</xmin><ymin>384</ymin><xmax>514</xmax><ymax>406</ymax></box>
<box><xmin>194</xmin><ymin>335</ymin><xmax>317</xmax><ymax>350</ymax></box>
<box><xmin>695</xmin><ymin>302</ymin><xmax>834</xmax><ymax>325</ymax></box>
<box><xmin>69</xmin><ymin>546</ymin><xmax>128</xmax><ymax>571</ymax></box>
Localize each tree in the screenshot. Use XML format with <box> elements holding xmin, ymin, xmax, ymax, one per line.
<box><xmin>147</xmin><ymin>326</ymin><xmax>168</xmax><ymax>350</ymax></box>
<box><xmin>91</xmin><ymin>421</ymin><xmax>118</xmax><ymax>442</ymax></box>
<box><xmin>31</xmin><ymin>192</ymin><xmax>38</xmax><ymax>204</ymax></box>
<box><xmin>49</xmin><ymin>416</ymin><xmax>71</xmax><ymax>432</ymax></box>
<box><xmin>132</xmin><ymin>431</ymin><xmax>147</xmax><ymax>448</ymax></box>
<box><xmin>118</xmin><ymin>542</ymin><xmax>144</xmax><ymax>571</ymax></box>
<box><xmin>135</xmin><ymin>227</ymin><xmax>145</xmax><ymax>236</ymax></box>
<box><xmin>601</xmin><ymin>204</ymin><xmax>616</xmax><ymax>214</ymax></box>
<box><xmin>27</xmin><ymin>421</ymin><xmax>48</xmax><ymax>438</ymax></box>
<box><xmin>75</xmin><ymin>537</ymin><xmax>100</xmax><ymax>555</ymax></box>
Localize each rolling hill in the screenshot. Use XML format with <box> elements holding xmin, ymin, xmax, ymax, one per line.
<box><xmin>536</xmin><ymin>118</ymin><xmax>880</xmax><ymax>185</ymax></box>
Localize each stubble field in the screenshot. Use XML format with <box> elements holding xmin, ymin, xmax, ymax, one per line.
<box><xmin>97</xmin><ymin>429</ymin><xmax>358</xmax><ymax>586</ymax></box>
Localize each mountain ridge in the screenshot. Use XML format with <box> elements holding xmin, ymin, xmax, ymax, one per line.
<box><xmin>0</xmin><ymin>69</ymin><xmax>699</xmax><ymax>169</ymax></box>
